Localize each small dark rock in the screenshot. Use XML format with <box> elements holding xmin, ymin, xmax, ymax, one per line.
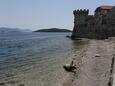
<box><xmin>0</xmin><ymin>81</ymin><xmax>5</xmax><ymax>86</ymax></box>
<box><xmin>19</xmin><ymin>83</ymin><xmax>24</xmax><ymax>86</ymax></box>
<box><xmin>66</xmin><ymin>35</ymin><xmax>71</xmax><ymax>38</ymax></box>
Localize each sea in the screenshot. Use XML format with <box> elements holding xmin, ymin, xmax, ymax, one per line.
<box><xmin>0</xmin><ymin>29</ymin><xmax>85</xmax><ymax>86</ymax></box>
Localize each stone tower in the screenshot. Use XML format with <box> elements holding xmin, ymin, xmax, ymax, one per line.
<box><xmin>72</xmin><ymin>9</ymin><xmax>89</xmax><ymax>38</ymax></box>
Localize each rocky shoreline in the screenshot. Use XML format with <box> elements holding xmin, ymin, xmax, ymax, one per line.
<box><xmin>1</xmin><ymin>38</ymin><xmax>115</xmax><ymax>86</ymax></box>
<box><xmin>63</xmin><ymin>38</ymin><xmax>115</xmax><ymax>86</ymax></box>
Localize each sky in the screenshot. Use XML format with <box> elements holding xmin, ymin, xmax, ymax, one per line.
<box><xmin>0</xmin><ymin>0</ymin><xmax>114</xmax><ymax>31</ymax></box>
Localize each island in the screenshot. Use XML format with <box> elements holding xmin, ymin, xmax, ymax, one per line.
<box><xmin>34</xmin><ymin>28</ymin><xmax>72</xmax><ymax>32</ymax></box>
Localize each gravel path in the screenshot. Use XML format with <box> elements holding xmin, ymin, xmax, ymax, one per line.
<box><xmin>64</xmin><ymin>39</ymin><xmax>115</xmax><ymax>86</ymax></box>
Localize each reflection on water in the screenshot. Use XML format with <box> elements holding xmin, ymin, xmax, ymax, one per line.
<box><xmin>0</xmin><ymin>32</ymin><xmax>86</xmax><ymax>86</ymax></box>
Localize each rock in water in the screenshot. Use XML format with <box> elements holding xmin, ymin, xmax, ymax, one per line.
<box><xmin>63</xmin><ymin>64</ymin><xmax>76</xmax><ymax>72</ymax></box>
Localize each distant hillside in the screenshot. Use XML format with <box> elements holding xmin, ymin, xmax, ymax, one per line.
<box><xmin>0</xmin><ymin>27</ymin><xmax>31</xmax><ymax>33</ymax></box>
<box><xmin>34</xmin><ymin>28</ymin><xmax>72</xmax><ymax>32</ymax></box>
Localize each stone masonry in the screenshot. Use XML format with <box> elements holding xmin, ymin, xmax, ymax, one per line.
<box><xmin>71</xmin><ymin>6</ymin><xmax>115</xmax><ymax>39</ymax></box>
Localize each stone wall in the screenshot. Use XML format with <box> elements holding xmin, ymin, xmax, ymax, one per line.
<box><xmin>71</xmin><ymin>7</ymin><xmax>115</xmax><ymax>39</ymax></box>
